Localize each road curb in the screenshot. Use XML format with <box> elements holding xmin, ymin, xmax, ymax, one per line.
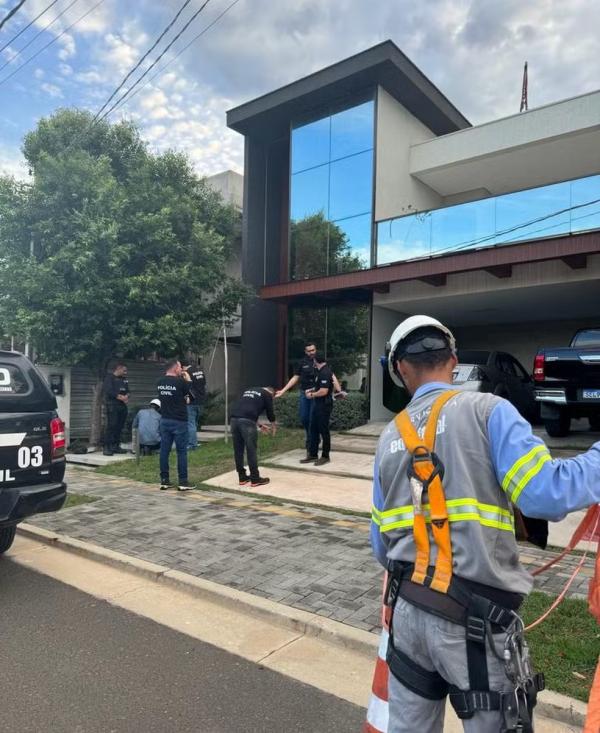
<box><xmin>17</xmin><ymin>523</ymin><xmax>588</xmax><ymax>728</ymax></box>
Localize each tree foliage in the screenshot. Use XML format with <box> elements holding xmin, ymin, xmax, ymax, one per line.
<box><xmin>0</xmin><ymin>109</ymin><xmax>246</xmax><ymax>369</ymax></box>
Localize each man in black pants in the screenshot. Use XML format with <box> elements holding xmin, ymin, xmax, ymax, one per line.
<box><xmin>301</xmin><ymin>352</ymin><xmax>333</xmax><ymax>466</ymax></box>
<box><xmin>103</xmin><ymin>363</ymin><xmax>129</xmax><ymax>456</ymax></box>
<box><xmin>229</xmin><ymin>387</ymin><xmax>276</xmax><ymax>488</ymax></box>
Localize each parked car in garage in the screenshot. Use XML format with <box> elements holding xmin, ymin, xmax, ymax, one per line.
<box><xmin>533</xmin><ymin>327</ymin><xmax>600</xmax><ymax>437</ymax></box>
<box><xmin>0</xmin><ymin>351</ymin><xmax>67</xmax><ymax>555</ymax></box>
<box><xmin>453</xmin><ymin>350</ymin><xmax>538</xmax><ymax>422</ymax></box>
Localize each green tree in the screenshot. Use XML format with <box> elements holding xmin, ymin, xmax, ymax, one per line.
<box><xmin>0</xmin><ymin>109</ymin><xmax>247</xmax><ymax>445</ymax></box>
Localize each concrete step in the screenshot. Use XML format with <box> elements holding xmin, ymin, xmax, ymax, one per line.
<box><xmin>331</xmin><ymin>435</ymin><xmax>377</xmax><ymax>454</ymax></box>
<box><xmin>265</xmin><ymin>449</ymin><xmax>373</xmax><ymax>480</ymax></box>
<box><xmin>203</xmin><ymin>466</ymin><xmax>372</xmax><ymax>514</ymax></box>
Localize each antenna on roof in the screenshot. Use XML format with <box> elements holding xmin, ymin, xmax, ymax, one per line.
<box><xmin>520</xmin><ymin>61</ymin><xmax>528</xmax><ymax>112</ymax></box>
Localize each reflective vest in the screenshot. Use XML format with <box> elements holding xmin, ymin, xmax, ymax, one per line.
<box><xmin>373</xmin><ymin>388</ymin><xmax>533</xmax><ymax>596</ymax></box>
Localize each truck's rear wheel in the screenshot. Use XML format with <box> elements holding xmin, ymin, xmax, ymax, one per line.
<box><xmin>0</xmin><ymin>526</ymin><xmax>16</xmax><ymax>554</ymax></box>
<box><xmin>589</xmin><ymin>415</ymin><xmax>600</xmax><ymax>432</ymax></box>
<box><xmin>544</xmin><ymin>413</ymin><xmax>571</xmax><ymax>438</ymax></box>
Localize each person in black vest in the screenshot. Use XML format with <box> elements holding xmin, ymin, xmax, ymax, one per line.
<box><xmin>229</xmin><ymin>387</ymin><xmax>276</xmax><ymax>488</ymax></box>
<box><xmin>301</xmin><ymin>352</ymin><xmax>333</xmax><ymax>466</ymax></box>
<box><xmin>103</xmin><ymin>363</ymin><xmax>129</xmax><ymax>456</ymax></box>
<box><xmin>156</xmin><ymin>359</ymin><xmax>195</xmax><ymax>491</ymax></box>
<box><xmin>184</xmin><ymin>361</ymin><xmax>207</xmax><ymax>450</ymax></box>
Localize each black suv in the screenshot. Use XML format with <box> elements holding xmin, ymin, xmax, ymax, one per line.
<box><xmin>0</xmin><ymin>351</ymin><xmax>66</xmax><ymax>554</ymax></box>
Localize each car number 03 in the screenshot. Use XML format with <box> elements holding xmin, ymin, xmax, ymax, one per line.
<box><xmin>18</xmin><ymin>446</ymin><xmax>43</xmax><ymax>468</ymax></box>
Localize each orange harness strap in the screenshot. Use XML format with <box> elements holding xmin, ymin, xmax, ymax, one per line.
<box><xmin>395</xmin><ymin>391</ymin><xmax>459</xmax><ymax>593</ymax></box>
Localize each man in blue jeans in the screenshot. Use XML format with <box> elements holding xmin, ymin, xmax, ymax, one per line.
<box><xmin>156</xmin><ymin>359</ymin><xmax>195</xmax><ymax>491</ymax></box>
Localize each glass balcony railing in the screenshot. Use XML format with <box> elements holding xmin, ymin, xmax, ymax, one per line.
<box><xmin>376</xmin><ymin>174</ymin><xmax>600</xmax><ymax>266</ymax></box>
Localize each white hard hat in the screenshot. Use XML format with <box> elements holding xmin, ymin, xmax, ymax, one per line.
<box><xmin>386</xmin><ymin>315</ymin><xmax>456</xmax><ymax>386</ymax></box>
<box><xmin>150</xmin><ymin>398</ymin><xmax>161</xmax><ymax>408</ymax></box>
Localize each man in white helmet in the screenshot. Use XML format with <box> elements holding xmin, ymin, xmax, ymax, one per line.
<box><xmin>132</xmin><ymin>398</ymin><xmax>162</xmax><ymax>456</ymax></box>
<box><xmin>370</xmin><ymin>315</ymin><xmax>600</xmax><ymax>733</ymax></box>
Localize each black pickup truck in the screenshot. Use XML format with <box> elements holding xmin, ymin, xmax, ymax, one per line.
<box><xmin>533</xmin><ymin>328</ymin><xmax>600</xmax><ymax>437</ymax></box>
<box><xmin>0</xmin><ymin>351</ymin><xmax>67</xmax><ymax>554</ymax></box>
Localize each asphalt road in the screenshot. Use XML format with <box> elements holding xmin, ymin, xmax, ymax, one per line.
<box><xmin>0</xmin><ymin>560</ymin><xmax>365</xmax><ymax>733</ymax></box>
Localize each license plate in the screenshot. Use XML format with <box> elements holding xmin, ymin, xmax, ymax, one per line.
<box><xmin>582</xmin><ymin>389</ymin><xmax>600</xmax><ymax>400</ymax></box>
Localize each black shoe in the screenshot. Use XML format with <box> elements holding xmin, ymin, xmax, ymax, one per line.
<box><xmin>159</xmin><ymin>481</ymin><xmax>172</xmax><ymax>491</ymax></box>
<box><xmin>239</xmin><ymin>474</ymin><xmax>250</xmax><ymax>486</ymax></box>
<box><xmin>314</xmin><ymin>457</ymin><xmax>331</xmax><ymax>466</ymax></box>
<box><xmin>177</xmin><ymin>483</ymin><xmax>196</xmax><ymax>492</ymax></box>
<box><xmin>113</xmin><ymin>446</ymin><xmax>127</xmax><ymax>454</ymax></box>
<box><xmin>103</xmin><ymin>449</ymin><xmax>114</xmax><ymax>456</ymax></box>
<box><xmin>299</xmin><ymin>455</ymin><xmax>318</xmax><ymax>464</ymax></box>
<box><xmin>251</xmin><ymin>477</ymin><xmax>270</xmax><ymax>487</ymax></box>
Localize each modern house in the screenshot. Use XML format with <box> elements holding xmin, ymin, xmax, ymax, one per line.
<box><xmin>227</xmin><ymin>40</ymin><xmax>600</xmax><ymax>420</ymax></box>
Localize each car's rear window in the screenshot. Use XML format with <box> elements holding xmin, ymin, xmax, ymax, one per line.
<box><xmin>457</xmin><ymin>350</ymin><xmax>490</xmax><ymax>365</ymax></box>
<box><xmin>0</xmin><ymin>363</ymin><xmax>32</xmax><ymax>396</ymax></box>
<box><xmin>572</xmin><ymin>330</ymin><xmax>600</xmax><ymax>349</ymax></box>
<box><xmin>0</xmin><ymin>357</ymin><xmax>56</xmax><ymax>412</ymax></box>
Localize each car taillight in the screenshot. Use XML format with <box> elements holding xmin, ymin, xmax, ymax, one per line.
<box><xmin>533</xmin><ymin>354</ymin><xmax>545</xmax><ymax>382</ymax></box>
<box><xmin>50</xmin><ymin>417</ymin><xmax>66</xmax><ymax>459</ymax></box>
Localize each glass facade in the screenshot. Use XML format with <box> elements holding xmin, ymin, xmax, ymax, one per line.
<box><xmin>376</xmin><ymin>174</ymin><xmax>600</xmax><ymax>265</ymax></box>
<box><xmin>287</xmin><ymin>302</ymin><xmax>370</xmax><ymax>389</ymax></box>
<box><xmin>289</xmin><ymin>99</ymin><xmax>375</xmax><ymax>280</ymax></box>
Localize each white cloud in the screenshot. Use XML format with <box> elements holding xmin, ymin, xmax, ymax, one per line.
<box><xmin>0</xmin><ymin>145</ymin><xmax>27</xmax><ymax>180</ymax></box>
<box><xmin>59</xmin><ymin>63</ymin><xmax>74</xmax><ymax>77</ymax></box>
<box><xmin>40</xmin><ymin>82</ymin><xmax>64</xmax><ymax>98</ymax></box>
<box><xmin>58</xmin><ymin>33</ymin><xmax>76</xmax><ymax>60</ymax></box>
<box><xmin>34</xmin><ymin>68</ymin><xmax>45</xmax><ymax>80</ymax></box>
<box><xmin>75</xmin><ymin>69</ymin><xmax>105</xmax><ymax>84</ymax></box>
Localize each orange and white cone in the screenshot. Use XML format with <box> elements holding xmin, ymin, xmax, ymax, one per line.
<box><xmin>363</xmin><ymin>575</ymin><xmax>391</xmax><ymax>733</ymax></box>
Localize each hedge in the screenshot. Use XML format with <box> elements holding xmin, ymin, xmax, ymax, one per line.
<box><xmin>273</xmin><ymin>391</ymin><xmax>368</xmax><ymax>432</ymax></box>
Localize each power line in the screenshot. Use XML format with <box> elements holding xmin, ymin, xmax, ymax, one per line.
<box><xmin>97</xmin><ymin>0</ymin><xmax>212</xmax><ymax>122</ymax></box>
<box><xmin>92</xmin><ymin>0</ymin><xmax>194</xmax><ymax>121</ymax></box>
<box><xmin>0</xmin><ymin>0</ymin><xmax>80</xmax><ymax>74</ymax></box>
<box><xmin>0</xmin><ymin>0</ymin><xmax>60</xmax><ymax>55</ymax></box>
<box><xmin>109</xmin><ymin>0</ymin><xmax>241</xmax><ymax>116</ymax></box>
<box><xmin>0</xmin><ymin>0</ymin><xmax>103</xmax><ymax>86</ymax></box>
<box><xmin>0</xmin><ymin>0</ymin><xmax>27</xmax><ymax>32</ymax></box>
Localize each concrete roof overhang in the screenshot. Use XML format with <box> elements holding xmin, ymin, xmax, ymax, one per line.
<box><xmin>410</xmin><ymin>90</ymin><xmax>600</xmax><ymax>197</ymax></box>
<box><xmin>227</xmin><ymin>41</ymin><xmax>470</xmax><ymax>141</ymax></box>
<box><xmin>259</xmin><ymin>231</ymin><xmax>600</xmax><ymax>303</ymax></box>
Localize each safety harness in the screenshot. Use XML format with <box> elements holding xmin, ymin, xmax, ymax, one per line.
<box><xmin>386</xmin><ymin>390</ymin><xmax>544</xmax><ymax>732</ymax></box>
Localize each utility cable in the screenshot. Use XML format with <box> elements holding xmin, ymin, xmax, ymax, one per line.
<box><xmin>96</xmin><ymin>0</ymin><xmax>212</xmax><ymax>122</ymax></box>
<box><xmin>92</xmin><ymin>0</ymin><xmax>194</xmax><ymax>121</ymax></box>
<box><xmin>0</xmin><ymin>0</ymin><xmax>27</xmax><ymax>32</ymax></box>
<box><xmin>0</xmin><ymin>0</ymin><xmax>103</xmax><ymax>86</ymax></box>
<box><xmin>0</xmin><ymin>0</ymin><xmax>80</xmax><ymax>75</ymax></box>
<box><xmin>0</xmin><ymin>0</ymin><xmax>59</xmax><ymax>54</ymax></box>
<box><xmin>107</xmin><ymin>0</ymin><xmax>241</xmax><ymax>116</ymax></box>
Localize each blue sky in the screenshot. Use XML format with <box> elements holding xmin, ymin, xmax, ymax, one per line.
<box><xmin>1</xmin><ymin>0</ymin><xmax>599</xmax><ymax>180</ymax></box>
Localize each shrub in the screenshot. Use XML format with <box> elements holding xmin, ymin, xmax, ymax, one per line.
<box><xmin>273</xmin><ymin>391</ymin><xmax>368</xmax><ymax>431</ymax></box>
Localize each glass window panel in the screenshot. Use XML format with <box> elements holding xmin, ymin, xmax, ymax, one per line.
<box><xmin>326</xmin><ymin>303</ymin><xmax>370</xmax><ymax>383</ymax></box>
<box><xmin>329</xmin><ymin>214</ymin><xmax>371</xmax><ymax>274</ymax></box>
<box><xmin>289</xmin><ymin>212</ymin><xmax>329</xmax><ymax>280</ymax></box>
<box><xmin>329</xmin><ymin>151</ymin><xmax>373</xmax><ymax>221</ymax></box>
<box><xmin>291</xmin><ymin>116</ymin><xmax>330</xmax><ymax>173</ymax></box>
<box><xmin>570</xmin><ymin>175</ymin><xmax>600</xmax><ymax>234</ymax></box>
<box><xmin>430</xmin><ymin>197</ymin><xmax>495</xmax><ymax>255</ymax></box>
<box><xmin>495</xmin><ymin>181</ymin><xmax>570</xmax><ymax>244</ymax></box>
<box><xmin>330</xmin><ymin>101</ymin><xmax>374</xmax><ymax>161</ymax></box>
<box><xmin>290</xmin><ymin>165</ymin><xmax>329</xmax><ymax>221</ymax></box>
<box><xmin>377</xmin><ymin>213</ymin><xmax>432</xmax><ymax>265</ymax></box>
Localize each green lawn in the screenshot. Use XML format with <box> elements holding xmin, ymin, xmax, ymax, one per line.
<box><xmin>95</xmin><ymin>427</ymin><xmax>305</xmax><ymax>485</ymax></box>
<box><xmin>522</xmin><ymin>592</ymin><xmax>599</xmax><ymax>701</ymax></box>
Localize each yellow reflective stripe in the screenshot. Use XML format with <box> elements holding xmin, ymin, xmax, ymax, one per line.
<box><xmin>446</xmin><ymin>513</ymin><xmax>514</xmax><ymax>532</ymax></box>
<box><xmin>379</xmin><ymin>504</ymin><xmax>514</xmax><ymax>534</ymax></box>
<box><xmin>502</xmin><ymin>445</ymin><xmax>549</xmax><ymax>494</ymax></box>
<box><xmin>377</xmin><ymin>505</ymin><xmax>414</xmax><ymax>519</ymax></box>
<box><xmin>379</xmin><ymin>517</ymin><xmax>416</xmax><ymax>532</ymax></box>
<box><xmin>510</xmin><ymin>453</ymin><xmax>552</xmax><ymax>503</ymax></box>
<box><xmin>445</xmin><ymin>498</ymin><xmax>512</xmax><ymax>519</ymax></box>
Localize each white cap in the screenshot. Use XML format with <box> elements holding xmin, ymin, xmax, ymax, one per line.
<box><xmin>150</xmin><ymin>398</ymin><xmax>161</xmax><ymax>408</ymax></box>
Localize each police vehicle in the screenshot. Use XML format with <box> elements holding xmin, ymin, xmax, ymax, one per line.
<box><xmin>0</xmin><ymin>351</ymin><xmax>66</xmax><ymax>554</ymax></box>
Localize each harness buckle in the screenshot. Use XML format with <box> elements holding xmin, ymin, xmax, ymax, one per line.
<box><xmin>466</xmin><ymin>615</ymin><xmax>486</xmax><ymax>643</ymax></box>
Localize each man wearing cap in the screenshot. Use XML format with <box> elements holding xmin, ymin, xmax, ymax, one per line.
<box><xmin>370</xmin><ymin>315</ymin><xmax>600</xmax><ymax>733</ymax></box>
<box><xmin>301</xmin><ymin>351</ymin><xmax>334</xmax><ymax>466</ymax></box>
<box><xmin>132</xmin><ymin>399</ymin><xmax>162</xmax><ymax>456</ymax></box>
